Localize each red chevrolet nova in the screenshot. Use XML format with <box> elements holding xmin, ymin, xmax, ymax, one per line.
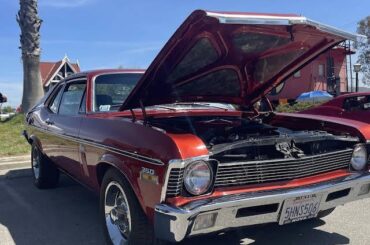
<box><xmin>300</xmin><ymin>92</ymin><xmax>370</xmax><ymax>123</ymax></box>
<box><xmin>24</xmin><ymin>10</ymin><xmax>370</xmax><ymax>245</ymax></box>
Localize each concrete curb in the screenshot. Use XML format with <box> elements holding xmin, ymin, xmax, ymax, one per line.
<box><xmin>0</xmin><ymin>155</ymin><xmax>30</xmax><ymax>171</ymax></box>
<box><xmin>0</xmin><ymin>155</ymin><xmax>30</xmax><ymax>162</ymax></box>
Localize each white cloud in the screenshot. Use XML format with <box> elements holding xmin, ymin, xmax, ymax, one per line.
<box><xmin>39</xmin><ymin>0</ymin><xmax>93</xmax><ymax>8</ymax></box>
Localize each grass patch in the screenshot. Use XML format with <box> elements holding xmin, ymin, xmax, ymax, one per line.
<box><xmin>0</xmin><ymin>114</ymin><xmax>30</xmax><ymax>157</ymax></box>
<box><xmin>275</xmin><ymin>101</ymin><xmax>323</xmax><ymax>113</ymax></box>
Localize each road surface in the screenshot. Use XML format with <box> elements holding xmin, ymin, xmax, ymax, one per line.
<box><xmin>1</xmin><ymin>168</ymin><xmax>370</xmax><ymax>245</ymax></box>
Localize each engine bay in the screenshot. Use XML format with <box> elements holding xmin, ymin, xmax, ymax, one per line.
<box><xmin>149</xmin><ymin>115</ymin><xmax>359</xmax><ymax>162</ymax></box>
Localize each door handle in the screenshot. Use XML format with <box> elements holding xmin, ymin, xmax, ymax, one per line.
<box><xmin>45</xmin><ymin>118</ymin><xmax>54</xmax><ymax>125</ymax></box>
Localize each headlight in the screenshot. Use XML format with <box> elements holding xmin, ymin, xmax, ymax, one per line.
<box><xmin>351</xmin><ymin>144</ymin><xmax>368</xmax><ymax>171</ymax></box>
<box><xmin>184</xmin><ymin>161</ymin><xmax>213</xmax><ymax>195</ymax></box>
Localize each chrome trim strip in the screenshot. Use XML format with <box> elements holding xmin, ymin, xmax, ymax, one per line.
<box><xmin>155</xmin><ymin>172</ymin><xmax>370</xmax><ymax>242</ymax></box>
<box><xmin>160</xmin><ymin>166</ymin><xmax>173</xmax><ymax>202</ymax></box>
<box><xmin>206</xmin><ymin>11</ymin><xmax>363</xmax><ymax>41</ymax></box>
<box><xmin>298</xmin><ymin>18</ymin><xmax>363</xmax><ymax>42</ymax></box>
<box><xmin>28</xmin><ymin>125</ymin><xmax>164</xmax><ymax>165</ymax></box>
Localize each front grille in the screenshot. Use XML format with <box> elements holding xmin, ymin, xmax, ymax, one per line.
<box><xmin>166</xmin><ymin>168</ymin><xmax>184</xmax><ymax>197</ymax></box>
<box><xmin>214</xmin><ymin>149</ymin><xmax>353</xmax><ymax>188</ymax></box>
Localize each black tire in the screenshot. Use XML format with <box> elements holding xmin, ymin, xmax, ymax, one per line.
<box><xmin>100</xmin><ymin>169</ymin><xmax>167</xmax><ymax>245</ymax></box>
<box><xmin>31</xmin><ymin>143</ymin><xmax>60</xmax><ymax>189</ymax></box>
<box><xmin>317</xmin><ymin>208</ymin><xmax>336</xmax><ymax>219</ymax></box>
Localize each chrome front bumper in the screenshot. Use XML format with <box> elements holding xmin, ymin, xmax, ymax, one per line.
<box><xmin>154</xmin><ymin>172</ymin><xmax>370</xmax><ymax>242</ymax></box>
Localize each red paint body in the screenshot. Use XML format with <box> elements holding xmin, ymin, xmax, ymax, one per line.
<box><xmin>25</xmin><ymin>70</ymin><xmax>370</xmax><ymax>222</ymax></box>
<box><xmin>300</xmin><ymin>92</ymin><xmax>370</xmax><ymax>124</ymax></box>
<box><xmin>25</xmin><ymin>10</ymin><xmax>365</xmax><ymax>226</ymax></box>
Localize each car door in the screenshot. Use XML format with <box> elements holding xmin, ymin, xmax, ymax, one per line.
<box><xmin>45</xmin><ymin>78</ymin><xmax>87</xmax><ymax>179</ymax></box>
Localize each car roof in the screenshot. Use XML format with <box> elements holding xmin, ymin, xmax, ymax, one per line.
<box><xmin>65</xmin><ymin>69</ymin><xmax>146</xmax><ymax>81</ymax></box>
<box><xmin>336</xmin><ymin>92</ymin><xmax>370</xmax><ymax>99</ymax></box>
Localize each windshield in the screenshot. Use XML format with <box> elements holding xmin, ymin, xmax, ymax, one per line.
<box><xmin>94</xmin><ymin>73</ymin><xmax>142</xmax><ymax>112</ymax></box>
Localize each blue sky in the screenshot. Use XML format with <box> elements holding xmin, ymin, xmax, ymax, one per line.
<box><xmin>0</xmin><ymin>0</ymin><xmax>369</xmax><ymax>107</ymax></box>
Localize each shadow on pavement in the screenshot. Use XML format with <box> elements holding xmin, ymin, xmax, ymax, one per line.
<box><xmin>0</xmin><ymin>169</ymin><xmax>350</xmax><ymax>245</ymax></box>
<box><xmin>180</xmin><ymin>220</ymin><xmax>349</xmax><ymax>245</ymax></box>
<box><xmin>0</xmin><ymin>170</ymin><xmax>104</xmax><ymax>245</ymax></box>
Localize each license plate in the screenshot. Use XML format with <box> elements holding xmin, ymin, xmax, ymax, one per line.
<box><xmin>279</xmin><ymin>194</ymin><xmax>322</xmax><ymax>225</ymax></box>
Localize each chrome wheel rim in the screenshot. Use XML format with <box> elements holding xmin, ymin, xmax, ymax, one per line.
<box><xmin>32</xmin><ymin>148</ymin><xmax>40</xmax><ymax>180</ymax></box>
<box><xmin>105</xmin><ymin>181</ymin><xmax>131</xmax><ymax>245</ymax></box>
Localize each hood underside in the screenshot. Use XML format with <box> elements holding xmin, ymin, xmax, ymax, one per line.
<box><xmin>120</xmin><ymin>10</ymin><xmax>359</xmax><ymax>111</ymax></box>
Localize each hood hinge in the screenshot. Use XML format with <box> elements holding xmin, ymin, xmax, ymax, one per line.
<box><xmin>130</xmin><ymin>109</ymin><xmax>136</xmax><ymax>122</ymax></box>
<box><xmin>139</xmin><ymin>100</ymin><xmax>148</xmax><ymax>126</ymax></box>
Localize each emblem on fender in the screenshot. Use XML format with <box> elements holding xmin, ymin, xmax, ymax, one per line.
<box><xmin>140</xmin><ymin>167</ymin><xmax>158</xmax><ymax>184</ymax></box>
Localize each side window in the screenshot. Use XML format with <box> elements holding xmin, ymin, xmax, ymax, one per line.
<box><xmin>344</xmin><ymin>96</ymin><xmax>370</xmax><ymax>111</ymax></box>
<box><xmin>59</xmin><ymin>81</ymin><xmax>86</xmax><ymax>116</ymax></box>
<box><xmin>48</xmin><ymin>85</ymin><xmax>64</xmax><ymax>113</ymax></box>
<box><xmin>79</xmin><ymin>91</ymin><xmax>87</xmax><ymax>114</ymax></box>
<box><xmin>293</xmin><ymin>70</ymin><xmax>301</xmax><ymax>78</ymax></box>
<box><xmin>318</xmin><ymin>64</ymin><xmax>325</xmax><ymax>77</ymax></box>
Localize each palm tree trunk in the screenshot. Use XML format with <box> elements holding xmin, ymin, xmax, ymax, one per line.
<box><xmin>17</xmin><ymin>0</ymin><xmax>44</xmax><ymax>113</ymax></box>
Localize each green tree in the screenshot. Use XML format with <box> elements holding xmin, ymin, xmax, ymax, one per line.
<box><xmin>1</xmin><ymin>106</ymin><xmax>14</xmax><ymax>113</ymax></box>
<box><xmin>17</xmin><ymin>0</ymin><xmax>44</xmax><ymax>113</ymax></box>
<box><xmin>356</xmin><ymin>16</ymin><xmax>370</xmax><ymax>85</ymax></box>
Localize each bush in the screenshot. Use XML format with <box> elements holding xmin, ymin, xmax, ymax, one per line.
<box><xmin>0</xmin><ymin>114</ymin><xmax>30</xmax><ymax>156</ymax></box>
<box><xmin>275</xmin><ymin>101</ymin><xmax>323</xmax><ymax>113</ymax></box>
<box><xmin>1</xmin><ymin>105</ymin><xmax>15</xmax><ymax>113</ymax></box>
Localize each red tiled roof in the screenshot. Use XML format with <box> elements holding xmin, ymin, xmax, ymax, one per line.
<box><xmin>39</xmin><ymin>60</ymin><xmax>80</xmax><ymax>86</ymax></box>
<box><xmin>40</xmin><ymin>62</ymin><xmax>58</xmax><ymax>85</ymax></box>
<box><xmin>71</xmin><ymin>63</ymin><xmax>81</xmax><ymax>73</ymax></box>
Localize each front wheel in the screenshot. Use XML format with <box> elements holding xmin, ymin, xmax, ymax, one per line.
<box><xmin>100</xmin><ymin>169</ymin><xmax>167</xmax><ymax>245</ymax></box>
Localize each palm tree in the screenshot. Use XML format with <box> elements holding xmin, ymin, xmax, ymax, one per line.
<box><xmin>17</xmin><ymin>0</ymin><xmax>44</xmax><ymax>113</ymax></box>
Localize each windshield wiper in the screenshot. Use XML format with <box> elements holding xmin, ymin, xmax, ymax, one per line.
<box><xmin>174</xmin><ymin>102</ymin><xmax>230</xmax><ymax>111</ymax></box>
<box><xmin>154</xmin><ymin>105</ymin><xmax>177</xmax><ymax>111</ymax></box>
<box><xmin>147</xmin><ymin>105</ymin><xmax>178</xmax><ymax>111</ymax></box>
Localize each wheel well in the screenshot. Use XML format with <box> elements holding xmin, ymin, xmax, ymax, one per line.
<box><xmin>96</xmin><ymin>162</ymin><xmax>148</xmax><ymax>217</ymax></box>
<box><xmin>96</xmin><ymin>163</ymin><xmax>112</xmax><ymax>187</ymax></box>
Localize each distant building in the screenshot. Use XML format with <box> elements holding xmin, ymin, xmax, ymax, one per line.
<box><xmin>40</xmin><ymin>55</ymin><xmax>80</xmax><ymax>92</ymax></box>
<box><xmin>269</xmin><ymin>44</ymin><xmax>354</xmax><ymax>104</ymax></box>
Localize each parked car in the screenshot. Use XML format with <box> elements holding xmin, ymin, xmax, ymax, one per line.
<box><xmin>300</xmin><ymin>92</ymin><xmax>370</xmax><ymax>123</ymax></box>
<box><xmin>0</xmin><ymin>113</ymin><xmax>11</xmax><ymax>121</ymax></box>
<box><xmin>24</xmin><ymin>10</ymin><xmax>370</xmax><ymax>245</ymax></box>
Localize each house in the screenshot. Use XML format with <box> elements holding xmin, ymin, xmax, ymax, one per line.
<box><xmin>40</xmin><ymin>55</ymin><xmax>80</xmax><ymax>92</ymax></box>
<box><xmin>268</xmin><ymin>43</ymin><xmax>354</xmax><ymax>104</ymax></box>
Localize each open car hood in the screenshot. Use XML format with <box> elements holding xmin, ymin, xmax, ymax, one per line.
<box><xmin>120</xmin><ymin>10</ymin><xmax>359</xmax><ymax>110</ymax></box>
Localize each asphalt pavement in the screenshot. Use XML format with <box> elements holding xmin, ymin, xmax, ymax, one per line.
<box><xmin>1</xmin><ymin>167</ymin><xmax>370</xmax><ymax>245</ymax></box>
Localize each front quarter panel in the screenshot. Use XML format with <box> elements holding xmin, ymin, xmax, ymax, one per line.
<box><xmin>78</xmin><ymin>116</ymin><xmax>206</xmax><ymax>220</ymax></box>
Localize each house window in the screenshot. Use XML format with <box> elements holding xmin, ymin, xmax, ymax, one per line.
<box><xmin>318</xmin><ymin>64</ymin><xmax>325</xmax><ymax>76</ymax></box>
<box><xmin>293</xmin><ymin>70</ymin><xmax>301</xmax><ymax>78</ymax></box>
